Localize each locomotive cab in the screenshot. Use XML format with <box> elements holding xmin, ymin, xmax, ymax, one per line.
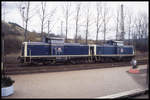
<box><xmin>106</xmin><ymin>40</ymin><xmax>124</xmax><ymax>46</ymax></box>
<box><xmin>106</xmin><ymin>40</ymin><xmax>135</xmax><ymax>60</ymax></box>
<box><xmin>44</xmin><ymin>36</ymin><xmax>65</xmax><ymax>55</ymax></box>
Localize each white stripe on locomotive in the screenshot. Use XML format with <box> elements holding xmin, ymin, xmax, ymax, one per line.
<box><xmin>24</xmin><ymin>42</ymin><xmax>27</xmax><ymax>57</ymax></box>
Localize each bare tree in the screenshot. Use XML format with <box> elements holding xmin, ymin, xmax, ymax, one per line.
<box><xmin>25</xmin><ymin>2</ymin><xmax>30</xmax><ymax>42</ymax></box>
<box><xmin>47</xmin><ymin>7</ymin><xmax>57</xmax><ymax>34</ymax></box>
<box><xmin>76</xmin><ymin>34</ymin><xmax>82</xmax><ymax>43</ymax></box>
<box><xmin>38</xmin><ymin>2</ymin><xmax>56</xmax><ymax>41</ymax></box>
<box><xmin>137</xmin><ymin>13</ymin><xmax>148</xmax><ymax>50</ymax></box>
<box><xmin>142</xmin><ymin>13</ymin><xmax>148</xmax><ymax>39</ymax></box>
<box><xmin>18</xmin><ymin>2</ymin><xmax>35</xmax><ymax>42</ymax></box>
<box><xmin>131</xmin><ymin>12</ymin><xmax>148</xmax><ymax>51</ymax></box>
<box><xmin>84</xmin><ymin>4</ymin><xmax>96</xmax><ymax>44</ymax></box>
<box><xmin>128</xmin><ymin>15</ymin><xmax>132</xmax><ymax>44</ymax></box>
<box><xmin>18</xmin><ymin>4</ymin><xmax>25</xmax><ymax>28</ymax></box>
<box><xmin>63</xmin><ymin>3</ymin><xmax>71</xmax><ymax>42</ymax></box>
<box><xmin>60</xmin><ymin>21</ymin><xmax>64</xmax><ymax>37</ymax></box>
<box><xmin>39</xmin><ymin>2</ymin><xmax>47</xmax><ymax>41</ymax></box>
<box><xmin>134</xmin><ymin>16</ymin><xmax>142</xmax><ymax>40</ymax></box>
<box><xmin>101</xmin><ymin>3</ymin><xmax>110</xmax><ymax>44</ymax></box>
<box><xmin>85</xmin><ymin>7</ymin><xmax>90</xmax><ymax>44</ymax></box>
<box><xmin>139</xmin><ymin>13</ymin><xmax>148</xmax><ymax>39</ymax></box>
<box><xmin>141</xmin><ymin>13</ymin><xmax>148</xmax><ymax>51</ymax></box>
<box><xmin>126</xmin><ymin>9</ymin><xmax>133</xmax><ymax>44</ymax></box>
<box><xmin>95</xmin><ymin>3</ymin><xmax>103</xmax><ymax>44</ymax></box>
<box><xmin>74</xmin><ymin>3</ymin><xmax>81</xmax><ymax>43</ymax></box>
<box><xmin>131</xmin><ymin>15</ymin><xmax>142</xmax><ymax>47</ymax></box>
<box><xmin>134</xmin><ymin>12</ymin><xmax>148</xmax><ymax>40</ymax></box>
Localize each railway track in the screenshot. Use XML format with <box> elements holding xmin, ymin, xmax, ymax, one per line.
<box><xmin>5</xmin><ymin>59</ymin><xmax>148</xmax><ymax>75</ymax></box>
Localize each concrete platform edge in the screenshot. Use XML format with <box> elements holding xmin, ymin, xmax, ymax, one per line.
<box><xmin>96</xmin><ymin>88</ymin><xmax>148</xmax><ymax>98</ymax></box>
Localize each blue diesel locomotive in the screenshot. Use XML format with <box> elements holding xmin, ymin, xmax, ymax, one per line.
<box><xmin>18</xmin><ymin>37</ymin><xmax>135</xmax><ymax>64</ymax></box>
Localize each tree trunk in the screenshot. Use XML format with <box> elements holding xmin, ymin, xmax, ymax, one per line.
<box><xmin>24</xmin><ymin>2</ymin><xmax>30</xmax><ymax>42</ymax></box>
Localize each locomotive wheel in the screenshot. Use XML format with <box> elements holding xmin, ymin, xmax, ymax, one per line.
<box><xmin>109</xmin><ymin>58</ymin><xmax>113</xmax><ymax>63</ymax></box>
<box><xmin>81</xmin><ymin>58</ymin><xmax>85</xmax><ymax>64</ymax></box>
<box><xmin>43</xmin><ymin>62</ymin><xmax>49</xmax><ymax>65</ymax></box>
<box><xmin>100</xmin><ymin>58</ymin><xmax>105</xmax><ymax>63</ymax></box>
<box><xmin>75</xmin><ymin>59</ymin><xmax>81</xmax><ymax>64</ymax></box>
<box><xmin>95</xmin><ymin>57</ymin><xmax>100</xmax><ymax>63</ymax></box>
<box><xmin>70</xmin><ymin>59</ymin><xmax>76</xmax><ymax>64</ymax></box>
<box><xmin>51</xmin><ymin>60</ymin><xmax>56</xmax><ymax>64</ymax></box>
<box><xmin>30</xmin><ymin>61</ymin><xmax>38</xmax><ymax>66</ymax></box>
<box><xmin>96</xmin><ymin>57</ymin><xmax>100</xmax><ymax>62</ymax></box>
<box><xmin>88</xmin><ymin>57</ymin><xmax>93</xmax><ymax>63</ymax></box>
<box><xmin>84</xmin><ymin>58</ymin><xmax>88</xmax><ymax>64</ymax></box>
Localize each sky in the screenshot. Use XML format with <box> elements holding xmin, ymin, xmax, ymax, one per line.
<box><xmin>1</xmin><ymin>1</ymin><xmax>149</xmax><ymax>40</ymax></box>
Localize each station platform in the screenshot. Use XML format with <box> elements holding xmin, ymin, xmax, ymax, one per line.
<box><xmin>3</xmin><ymin>64</ymin><xmax>148</xmax><ymax>98</ymax></box>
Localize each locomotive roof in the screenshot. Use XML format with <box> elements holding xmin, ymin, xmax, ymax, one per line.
<box><xmin>64</xmin><ymin>43</ymin><xmax>81</xmax><ymax>45</ymax></box>
<box><xmin>64</xmin><ymin>43</ymin><xmax>89</xmax><ymax>46</ymax></box>
<box><xmin>96</xmin><ymin>44</ymin><xmax>133</xmax><ymax>47</ymax></box>
<box><xmin>107</xmin><ymin>40</ymin><xmax>123</xmax><ymax>42</ymax></box>
<box><xmin>23</xmin><ymin>42</ymin><xmax>88</xmax><ymax>46</ymax></box>
<box><xmin>45</xmin><ymin>36</ymin><xmax>64</xmax><ymax>40</ymax></box>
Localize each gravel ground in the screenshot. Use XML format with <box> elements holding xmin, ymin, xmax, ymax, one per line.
<box><xmin>3</xmin><ymin>65</ymin><xmax>148</xmax><ymax>98</ymax></box>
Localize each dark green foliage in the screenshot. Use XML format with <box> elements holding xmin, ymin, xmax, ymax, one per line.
<box><xmin>1</xmin><ymin>76</ymin><xmax>15</xmax><ymax>88</ymax></box>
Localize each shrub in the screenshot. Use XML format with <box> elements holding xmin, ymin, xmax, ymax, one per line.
<box><xmin>1</xmin><ymin>76</ymin><xmax>15</xmax><ymax>88</ymax></box>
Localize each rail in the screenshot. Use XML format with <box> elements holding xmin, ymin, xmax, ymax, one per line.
<box><xmin>5</xmin><ymin>59</ymin><xmax>148</xmax><ymax>75</ymax></box>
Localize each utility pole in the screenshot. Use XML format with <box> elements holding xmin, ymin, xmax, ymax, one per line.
<box><xmin>120</xmin><ymin>4</ymin><xmax>125</xmax><ymax>41</ymax></box>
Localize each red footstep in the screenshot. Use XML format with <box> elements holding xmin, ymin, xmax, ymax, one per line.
<box><xmin>128</xmin><ymin>68</ymin><xmax>139</xmax><ymax>74</ymax></box>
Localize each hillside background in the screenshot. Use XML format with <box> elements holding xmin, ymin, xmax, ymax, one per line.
<box><xmin>2</xmin><ymin>21</ymin><xmax>148</xmax><ymax>55</ymax></box>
